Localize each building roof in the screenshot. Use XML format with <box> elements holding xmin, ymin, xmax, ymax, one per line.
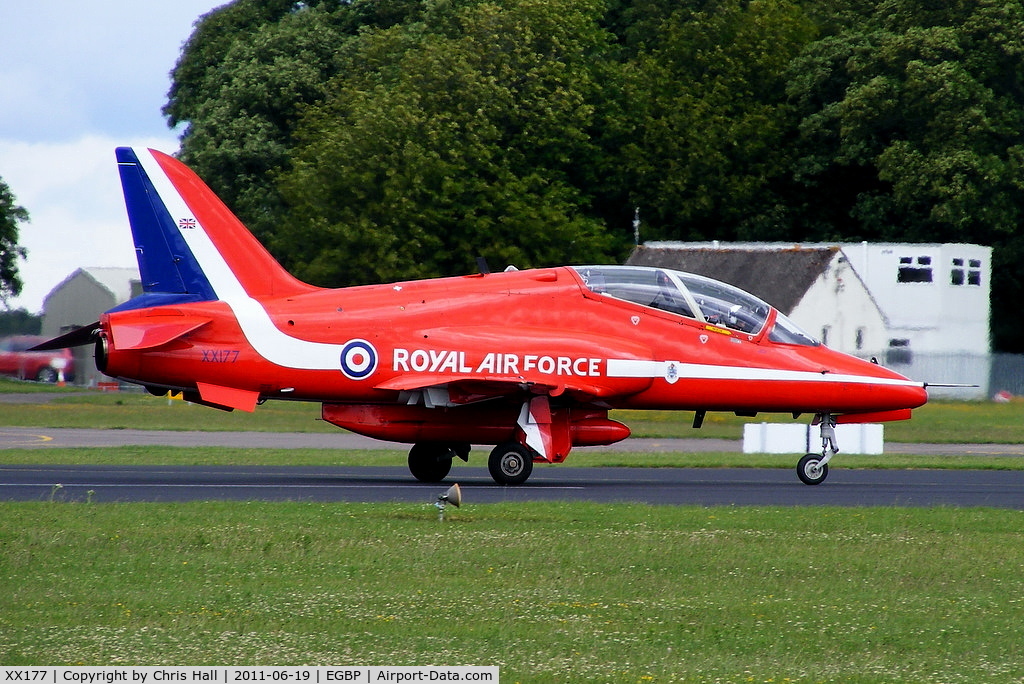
<box><xmin>43</xmin><ymin>267</ymin><xmax>140</xmax><ymax>306</ymax></box>
<box><xmin>626</xmin><ymin>242</ymin><xmax>840</xmax><ymax>314</ymax></box>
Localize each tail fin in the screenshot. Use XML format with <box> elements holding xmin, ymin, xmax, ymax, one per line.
<box><xmin>113</xmin><ymin>147</ymin><xmax>316</xmax><ymax>311</ymax></box>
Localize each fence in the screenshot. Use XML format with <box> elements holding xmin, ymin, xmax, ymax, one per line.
<box><xmin>884</xmin><ymin>352</ymin><xmax>1024</xmax><ymax>400</ymax></box>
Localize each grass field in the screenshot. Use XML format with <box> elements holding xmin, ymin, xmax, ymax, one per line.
<box><xmin>3</xmin><ymin>382</ymin><xmax>1024</xmax><ymax>680</ymax></box>
<box><xmin>2</xmin><ymin>502</ymin><xmax>1024</xmax><ymax>682</ymax></box>
<box><xmin>3</xmin><ymin>380</ymin><xmax>1024</xmax><ymax>444</ymax></box>
<box><xmin>2</xmin><ymin>445</ymin><xmax>1024</xmax><ymax>474</ymax></box>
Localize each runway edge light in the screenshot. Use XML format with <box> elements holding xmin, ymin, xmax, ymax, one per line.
<box><xmin>435</xmin><ymin>483</ymin><xmax>461</xmax><ymax>521</ymax></box>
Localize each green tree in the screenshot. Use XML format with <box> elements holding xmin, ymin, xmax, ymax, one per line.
<box><xmin>164</xmin><ymin>0</ymin><xmax>1024</xmax><ymax>349</ymax></box>
<box><xmin>276</xmin><ymin>0</ymin><xmax>619</xmax><ymax>286</ymax></box>
<box><xmin>0</xmin><ymin>176</ymin><xmax>28</xmax><ymax>305</ymax></box>
<box><xmin>786</xmin><ymin>0</ymin><xmax>1024</xmax><ymax>349</ymax></box>
<box><xmin>166</xmin><ymin>0</ymin><xmax>425</xmax><ymax>245</ymax></box>
<box><xmin>608</xmin><ymin>0</ymin><xmax>816</xmax><ymax>242</ymax></box>
<box><xmin>0</xmin><ymin>308</ymin><xmax>40</xmax><ymax>335</ymax></box>
<box><xmin>166</xmin><ymin>1</ymin><xmax>349</xmax><ymax>244</ymax></box>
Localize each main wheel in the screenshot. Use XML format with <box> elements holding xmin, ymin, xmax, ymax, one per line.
<box><xmin>36</xmin><ymin>367</ymin><xmax>58</xmax><ymax>383</ymax></box>
<box><xmin>797</xmin><ymin>453</ymin><xmax>829</xmax><ymax>486</ymax></box>
<box><xmin>408</xmin><ymin>443</ymin><xmax>454</xmax><ymax>482</ymax></box>
<box><xmin>488</xmin><ymin>442</ymin><xmax>534</xmax><ymax>485</ymax></box>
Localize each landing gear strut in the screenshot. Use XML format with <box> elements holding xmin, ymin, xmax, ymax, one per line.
<box><xmin>797</xmin><ymin>413</ymin><xmax>838</xmax><ymax>486</ymax></box>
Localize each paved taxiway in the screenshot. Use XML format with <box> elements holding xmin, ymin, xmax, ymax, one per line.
<box><xmin>1</xmin><ymin>427</ymin><xmax>1022</xmax><ymax>507</ymax></box>
<box><xmin>2</xmin><ymin>464</ymin><xmax>1023</xmax><ymax>507</ymax></box>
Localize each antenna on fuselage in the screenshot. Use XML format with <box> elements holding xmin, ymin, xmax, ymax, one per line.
<box><xmin>475</xmin><ymin>256</ymin><xmax>491</xmax><ymax>275</ymax></box>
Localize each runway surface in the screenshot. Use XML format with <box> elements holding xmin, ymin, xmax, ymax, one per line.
<box><xmin>1</xmin><ymin>426</ymin><xmax>1022</xmax><ymax>507</ymax></box>
<box><xmin>2</xmin><ymin>458</ymin><xmax>1024</xmax><ymax>507</ymax></box>
<box><xmin>2</xmin><ymin>463</ymin><xmax>1023</xmax><ymax>507</ymax></box>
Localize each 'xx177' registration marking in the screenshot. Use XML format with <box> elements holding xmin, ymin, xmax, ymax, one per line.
<box><xmin>200</xmin><ymin>349</ymin><xmax>240</xmax><ymax>363</ymax></box>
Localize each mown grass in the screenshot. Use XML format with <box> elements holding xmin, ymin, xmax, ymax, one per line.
<box><xmin>4</xmin><ymin>384</ymin><xmax>1024</xmax><ymax>443</ymax></box>
<box><xmin>1</xmin><ymin>445</ymin><xmax>1024</xmax><ymax>473</ymax></box>
<box><xmin>4</xmin><ymin>382</ymin><xmax>1024</xmax><ymax>680</ymax></box>
<box><xmin>2</xmin><ymin>502</ymin><xmax>1023</xmax><ymax>681</ymax></box>
<box><xmin>0</xmin><ymin>390</ymin><xmax>337</xmax><ymax>433</ymax></box>
<box><xmin>621</xmin><ymin>401</ymin><xmax>1024</xmax><ymax>443</ymax></box>
<box><xmin>0</xmin><ymin>378</ymin><xmax>84</xmax><ymax>394</ymax></box>
<box><xmin>3</xmin><ymin>385</ymin><xmax>1023</xmax><ymax>471</ymax></box>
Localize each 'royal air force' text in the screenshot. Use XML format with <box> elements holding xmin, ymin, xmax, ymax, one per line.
<box><xmin>393</xmin><ymin>349</ymin><xmax>602</xmax><ymax>377</ymax></box>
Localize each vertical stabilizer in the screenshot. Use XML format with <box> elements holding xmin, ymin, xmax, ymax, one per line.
<box><xmin>114</xmin><ymin>147</ymin><xmax>316</xmax><ymax>311</ymax></box>
<box><xmin>116</xmin><ymin>147</ymin><xmax>215</xmax><ymax>304</ymax></box>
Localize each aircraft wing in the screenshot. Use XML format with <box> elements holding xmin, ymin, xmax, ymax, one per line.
<box><xmin>374</xmin><ymin>374</ymin><xmax>619</xmax><ymax>406</ymax></box>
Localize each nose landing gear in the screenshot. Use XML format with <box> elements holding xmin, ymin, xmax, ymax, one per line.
<box><xmin>797</xmin><ymin>413</ymin><xmax>838</xmax><ymax>485</ymax></box>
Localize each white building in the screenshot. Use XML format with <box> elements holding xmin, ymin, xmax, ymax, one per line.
<box><xmin>628</xmin><ymin>242</ymin><xmax>992</xmax><ymax>397</ymax></box>
<box><xmin>842</xmin><ymin>243</ymin><xmax>991</xmax><ymax>355</ymax></box>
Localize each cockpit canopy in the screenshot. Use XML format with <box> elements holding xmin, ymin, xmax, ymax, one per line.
<box><xmin>572</xmin><ymin>265</ymin><xmax>818</xmax><ymax>346</ymax></box>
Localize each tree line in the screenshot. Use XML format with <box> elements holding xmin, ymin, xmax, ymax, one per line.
<box><xmin>6</xmin><ymin>0</ymin><xmax>1021</xmax><ymax>351</ymax></box>
<box><xmin>0</xmin><ymin>174</ymin><xmax>28</xmax><ymax>306</ymax></box>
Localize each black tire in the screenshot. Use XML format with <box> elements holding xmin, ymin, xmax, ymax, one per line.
<box><xmin>408</xmin><ymin>443</ymin><xmax>454</xmax><ymax>483</ymax></box>
<box><xmin>797</xmin><ymin>453</ymin><xmax>829</xmax><ymax>485</ymax></box>
<box><xmin>488</xmin><ymin>442</ymin><xmax>534</xmax><ymax>485</ymax></box>
<box><xmin>35</xmin><ymin>367</ymin><xmax>58</xmax><ymax>383</ymax></box>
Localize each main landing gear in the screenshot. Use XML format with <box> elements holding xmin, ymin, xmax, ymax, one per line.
<box><xmin>407</xmin><ymin>442</ymin><xmax>470</xmax><ymax>483</ymax></box>
<box><xmin>797</xmin><ymin>413</ymin><xmax>838</xmax><ymax>485</ymax></box>
<box><xmin>487</xmin><ymin>441</ymin><xmax>534</xmax><ymax>485</ymax></box>
<box><xmin>406</xmin><ymin>440</ymin><xmax>537</xmax><ymax>485</ymax></box>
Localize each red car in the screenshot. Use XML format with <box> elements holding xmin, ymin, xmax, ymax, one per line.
<box><xmin>0</xmin><ymin>335</ymin><xmax>75</xmax><ymax>383</ymax></box>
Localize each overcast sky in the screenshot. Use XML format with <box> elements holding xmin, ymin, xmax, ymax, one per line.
<box><xmin>0</xmin><ymin>1</ymin><xmax>226</xmax><ymax>313</ymax></box>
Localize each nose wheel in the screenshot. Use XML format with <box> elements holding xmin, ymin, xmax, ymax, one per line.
<box><xmin>797</xmin><ymin>453</ymin><xmax>829</xmax><ymax>485</ymax></box>
<box><xmin>796</xmin><ymin>413</ymin><xmax>838</xmax><ymax>485</ymax></box>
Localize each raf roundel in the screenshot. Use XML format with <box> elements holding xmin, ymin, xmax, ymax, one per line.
<box><xmin>339</xmin><ymin>339</ymin><xmax>378</xmax><ymax>380</ymax></box>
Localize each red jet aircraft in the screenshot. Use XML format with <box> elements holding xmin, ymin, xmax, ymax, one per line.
<box><xmin>38</xmin><ymin>148</ymin><xmax>929</xmax><ymax>485</ymax></box>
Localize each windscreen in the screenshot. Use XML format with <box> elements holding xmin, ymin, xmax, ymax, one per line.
<box><xmin>675</xmin><ymin>271</ymin><xmax>770</xmax><ymax>335</ymax></box>
<box><xmin>768</xmin><ymin>311</ymin><xmax>819</xmax><ymax>346</ymax></box>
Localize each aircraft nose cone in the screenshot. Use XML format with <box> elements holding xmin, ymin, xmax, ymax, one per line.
<box><xmin>905</xmin><ymin>382</ymin><xmax>929</xmax><ymax>408</ymax></box>
<box><xmin>877</xmin><ymin>365</ymin><xmax>928</xmax><ymax>409</ymax></box>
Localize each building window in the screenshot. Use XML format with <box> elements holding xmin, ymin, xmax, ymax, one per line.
<box><xmin>969</xmin><ymin>259</ymin><xmax>982</xmax><ymax>285</ymax></box>
<box><xmin>897</xmin><ymin>256</ymin><xmax>933</xmax><ymax>283</ymax></box>
<box><xmin>821</xmin><ymin>325</ymin><xmax>830</xmax><ymax>346</ymax></box>
<box><xmin>886</xmin><ymin>338</ymin><xmax>912</xmax><ymax>365</ymax></box>
<box><xmin>951</xmin><ymin>258</ymin><xmax>983</xmax><ymax>286</ymax></box>
<box><xmin>855</xmin><ymin>327</ymin><xmax>865</xmax><ymax>351</ymax></box>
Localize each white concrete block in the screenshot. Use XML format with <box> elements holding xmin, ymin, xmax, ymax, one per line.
<box><xmin>742</xmin><ymin>422</ymin><xmax>884</xmax><ymax>454</ymax></box>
